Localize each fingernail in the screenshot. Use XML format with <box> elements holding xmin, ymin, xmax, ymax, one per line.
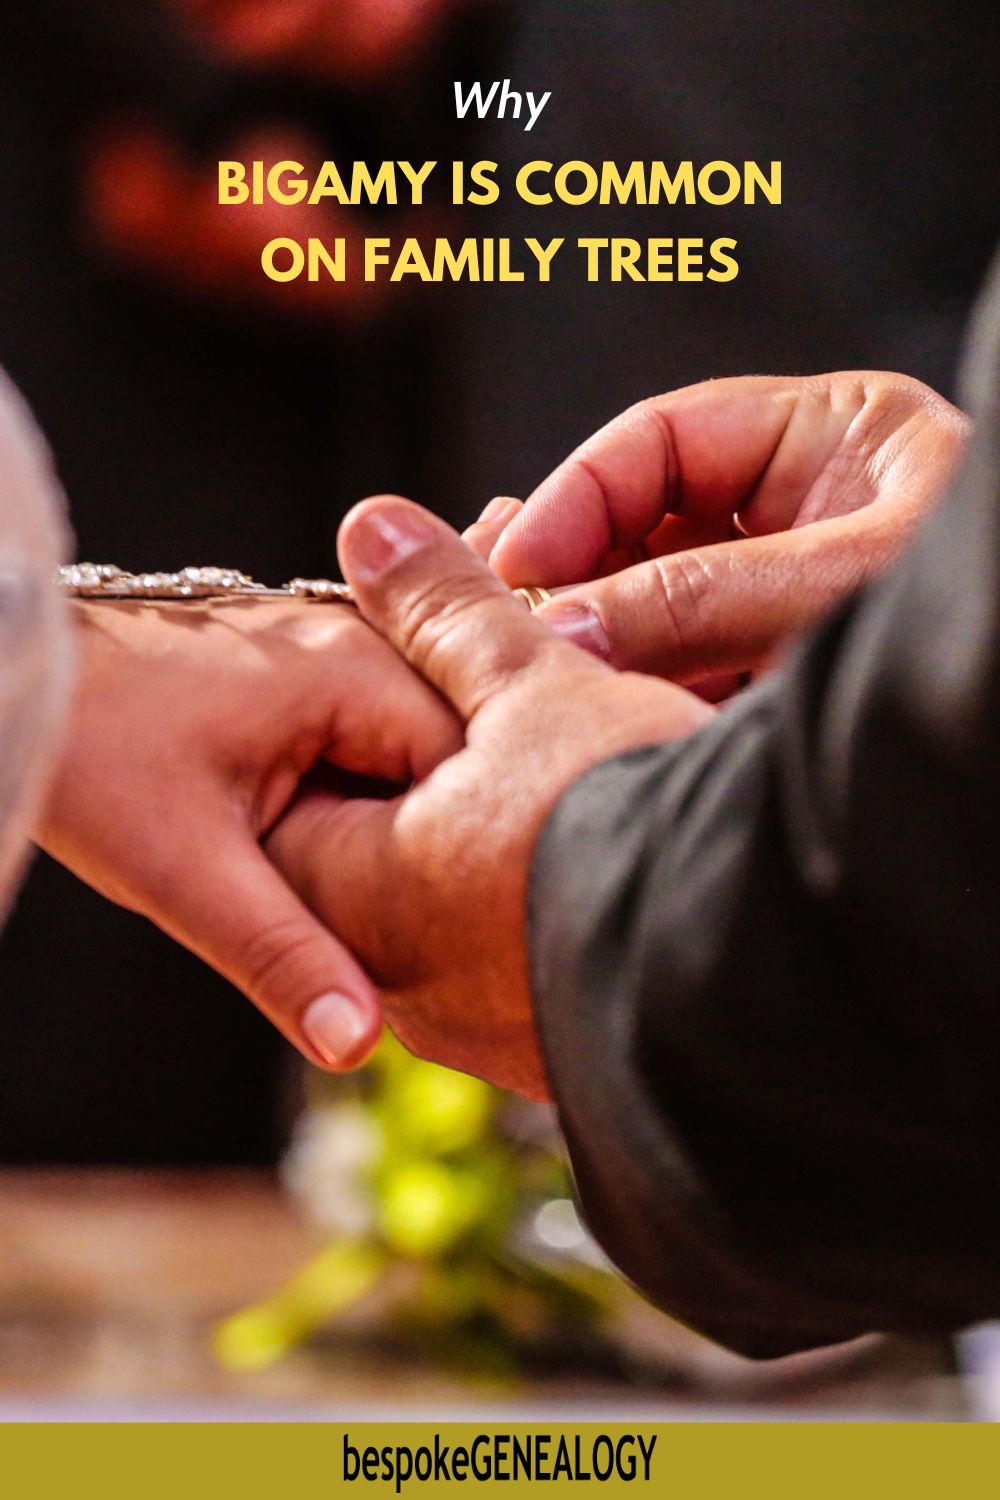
<box><xmin>477</xmin><ymin>495</ymin><xmax>520</xmax><ymax>525</ymax></box>
<box><xmin>302</xmin><ymin>992</ymin><xmax>374</xmax><ymax>1069</ymax></box>
<box><xmin>541</xmin><ymin>603</ymin><xmax>611</xmax><ymax>661</ymax></box>
<box><xmin>345</xmin><ymin>506</ymin><xmax>435</xmax><ymax>582</ymax></box>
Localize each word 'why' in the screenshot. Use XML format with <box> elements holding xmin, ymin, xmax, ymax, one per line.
<box><xmin>454</xmin><ymin>80</ymin><xmax>551</xmax><ymax>132</ymax></box>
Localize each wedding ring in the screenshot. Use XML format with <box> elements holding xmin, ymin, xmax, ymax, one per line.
<box><xmin>514</xmin><ymin>586</ymin><xmax>552</xmax><ymax>609</ymax></box>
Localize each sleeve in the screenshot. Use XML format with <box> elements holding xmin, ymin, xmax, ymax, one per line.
<box><xmin>528</xmin><ymin>261</ymin><xmax>1000</xmax><ymax>1358</ymax></box>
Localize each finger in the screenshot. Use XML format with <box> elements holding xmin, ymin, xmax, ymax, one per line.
<box><xmin>312</xmin><ymin>613</ymin><xmax>465</xmax><ymax>784</ymax></box>
<box><xmin>489</xmin><ymin>377</ymin><xmax>805</xmax><ymax>586</ymax></box>
<box><xmin>462</xmin><ymin>496</ymin><xmax>523</xmax><ymax>561</ymax></box>
<box><xmin>271</xmin><ymin>789</ymin><xmax>516</xmax><ymax>1086</ymax></box>
<box><xmin>536</xmin><ymin>507</ymin><xmax>908</xmax><ymax>682</ymax></box>
<box><xmin>153</xmin><ymin>816</ymin><xmax>382</xmax><ymax>1072</ymax></box>
<box><xmin>488</xmin><ymin>373</ymin><xmax>953</xmax><ymax>589</ymax></box>
<box><xmin>338</xmin><ymin>495</ymin><xmax>604</xmax><ymax>722</ymax></box>
<box><xmin>267</xmin><ymin>791</ymin><xmax>405</xmax><ymax>1008</ymax></box>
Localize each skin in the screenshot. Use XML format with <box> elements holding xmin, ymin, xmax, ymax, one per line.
<box><xmin>485</xmin><ymin>373</ymin><xmax>969</xmax><ymax>686</ymax></box>
<box><xmin>36</xmin><ymin>596</ymin><xmax>461</xmax><ymax>1071</ymax></box>
<box><xmin>268</xmin><ymin>497</ymin><xmax>713</xmax><ymax>1099</ymax></box>
<box><xmin>36</xmin><ymin>369</ymin><xmax>967</xmax><ymax>1091</ymax></box>
<box><xmin>267</xmin><ymin>374</ymin><xmax>968</xmax><ymax>1093</ymax></box>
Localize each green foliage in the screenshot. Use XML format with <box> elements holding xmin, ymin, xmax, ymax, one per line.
<box><xmin>215</xmin><ymin>1035</ymin><xmax>614</xmax><ymax>1378</ymax></box>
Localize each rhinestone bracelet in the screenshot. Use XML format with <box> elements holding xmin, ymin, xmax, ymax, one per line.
<box><xmin>57</xmin><ymin>563</ymin><xmax>551</xmax><ymax>610</ymax></box>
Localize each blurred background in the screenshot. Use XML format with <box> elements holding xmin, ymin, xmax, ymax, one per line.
<box><xmin>0</xmin><ymin>0</ymin><xmax>996</xmax><ymax>1418</ymax></box>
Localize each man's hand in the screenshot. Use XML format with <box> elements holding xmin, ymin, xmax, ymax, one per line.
<box><xmin>268</xmin><ymin>497</ymin><xmax>711</xmax><ymax>1099</ymax></box>
<box><xmin>485</xmin><ymin>373</ymin><xmax>969</xmax><ymax>685</ymax></box>
<box><xmin>37</xmin><ymin>597</ymin><xmax>461</xmax><ymax>1071</ymax></box>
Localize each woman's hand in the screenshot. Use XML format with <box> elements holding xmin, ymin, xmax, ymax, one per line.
<box><xmin>36</xmin><ymin>596</ymin><xmax>461</xmax><ymax>1071</ymax></box>
<box><xmin>268</xmin><ymin>497</ymin><xmax>711</xmax><ymax>1100</ymax></box>
<box><xmin>485</xmin><ymin>373</ymin><xmax>969</xmax><ymax>687</ymax></box>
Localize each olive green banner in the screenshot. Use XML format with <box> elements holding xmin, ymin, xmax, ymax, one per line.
<box><xmin>0</xmin><ymin>1421</ymin><xmax>994</xmax><ymax>1499</ymax></box>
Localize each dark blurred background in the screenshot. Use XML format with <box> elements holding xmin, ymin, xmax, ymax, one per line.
<box><xmin>0</xmin><ymin>0</ymin><xmax>996</xmax><ymax>1164</ymax></box>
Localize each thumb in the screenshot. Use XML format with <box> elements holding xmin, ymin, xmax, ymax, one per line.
<box><xmin>535</xmin><ymin>510</ymin><xmax>903</xmax><ymax>682</ymax></box>
<box><xmin>153</xmin><ymin>818</ymin><xmax>382</xmax><ymax>1072</ymax></box>
<box><xmin>338</xmin><ymin>495</ymin><xmax>604</xmax><ymax>721</ymax></box>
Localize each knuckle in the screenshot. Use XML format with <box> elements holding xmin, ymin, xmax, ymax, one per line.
<box><xmin>641</xmin><ymin>397</ymin><xmax>682</xmax><ymax>495</ymax></box>
<box><xmin>861</xmin><ymin>371</ymin><xmax>967</xmax><ymax>437</ymax></box>
<box><xmin>574</xmin><ymin>397</ymin><xmax>681</xmax><ymax>546</ymax></box>
<box><xmin>560</xmin><ymin>447</ymin><xmax>620</xmax><ymax>553</ymax></box>
<box><xmin>650</xmin><ymin>550</ymin><xmax>714</xmax><ymax>661</ymax></box>
<box><xmin>394</xmin><ymin>573</ymin><xmax>485</xmax><ymax>671</ymax></box>
<box><xmin>897</xmin><ymin>376</ymin><xmax>971</xmax><ymax>444</ymax></box>
<box><xmin>394</xmin><ymin>573</ymin><xmax>531</xmax><ymax>712</ymax></box>
<box><xmin>241</xmin><ymin>913</ymin><xmax>322</xmax><ymax>1002</ymax></box>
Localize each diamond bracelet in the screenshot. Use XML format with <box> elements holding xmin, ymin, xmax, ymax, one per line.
<box><xmin>57</xmin><ymin>563</ymin><xmax>355</xmax><ymax>602</ymax></box>
<box><xmin>57</xmin><ymin>563</ymin><xmax>551</xmax><ymax>610</ymax></box>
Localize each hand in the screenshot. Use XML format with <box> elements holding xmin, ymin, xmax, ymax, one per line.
<box><xmin>268</xmin><ymin>497</ymin><xmax>711</xmax><ymax>1099</ymax></box>
<box><xmin>37</xmin><ymin>597</ymin><xmax>461</xmax><ymax>1070</ymax></box>
<box><xmin>485</xmin><ymin>373</ymin><xmax>969</xmax><ymax>686</ymax></box>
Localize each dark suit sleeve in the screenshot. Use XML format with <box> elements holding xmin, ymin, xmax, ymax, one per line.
<box><xmin>528</xmin><ymin>265</ymin><xmax>1000</xmax><ymax>1358</ymax></box>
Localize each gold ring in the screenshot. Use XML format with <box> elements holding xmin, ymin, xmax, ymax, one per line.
<box><xmin>514</xmin><ymin>586</ymin><xmax>552</xmax><ymax>610</ymax></box>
